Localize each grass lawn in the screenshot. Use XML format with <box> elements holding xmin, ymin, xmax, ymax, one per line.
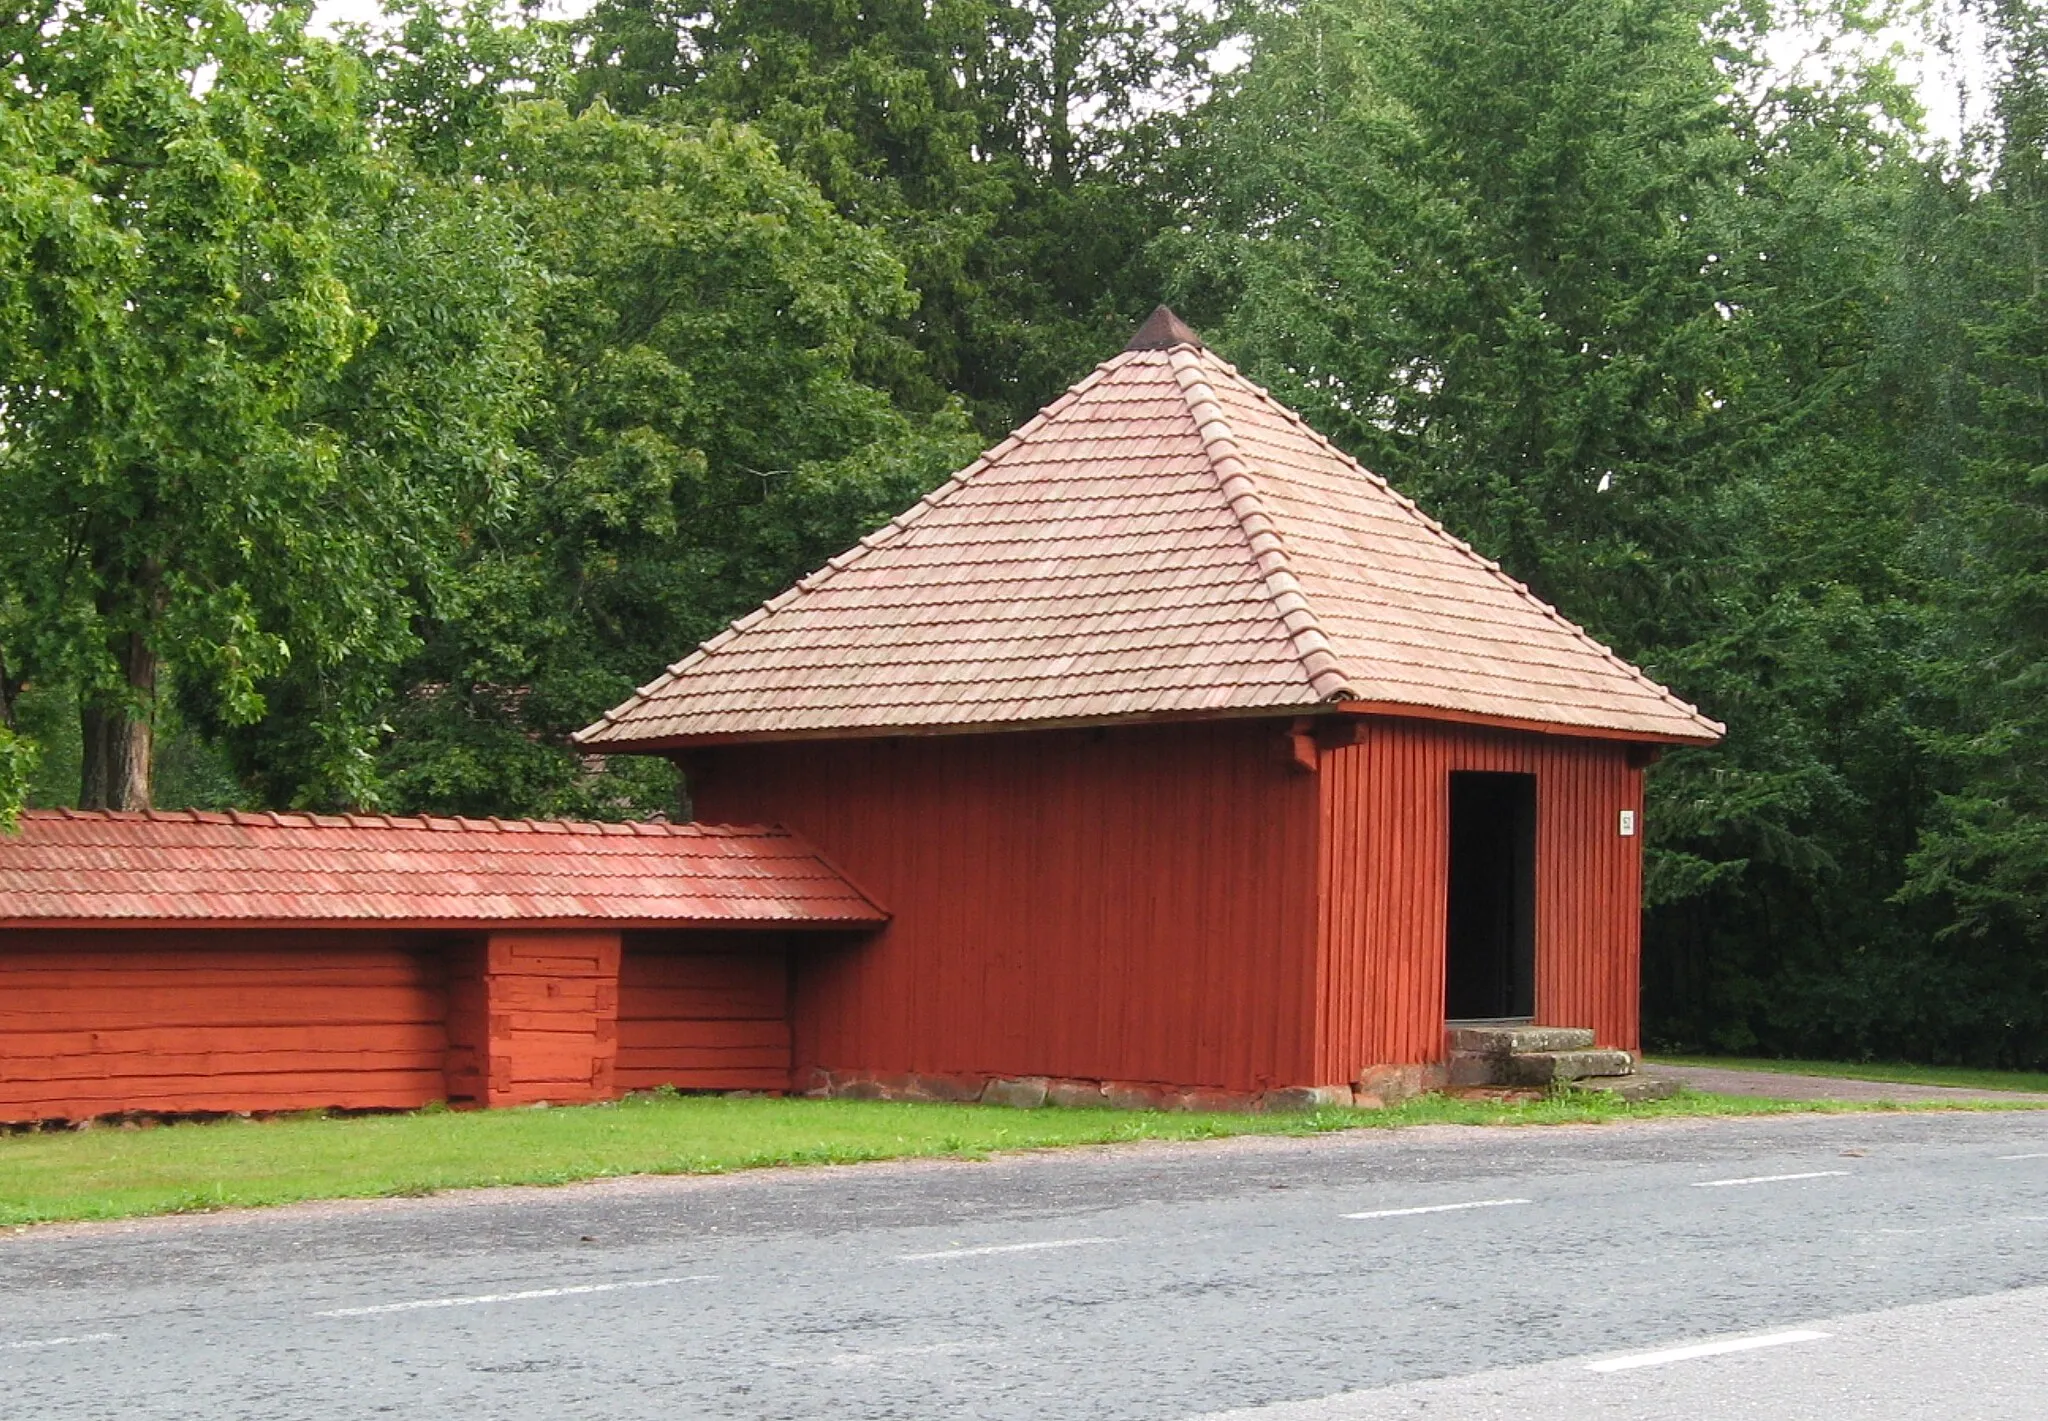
<box><xmin>1648</xmin><ymin>1056</ymin><xmax>2048</xmax><ymax>1095</ymax></box>
<box><xmin>2</xmin><ymin>1087</ymin><xmax>2024</xmax><ymax>1229</ymax></box>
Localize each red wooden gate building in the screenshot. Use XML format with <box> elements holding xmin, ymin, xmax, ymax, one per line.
<box><xmin>575</xmin><ymin>309</ymin><xmax>1722</xmax><ymax>1103</ymax></box>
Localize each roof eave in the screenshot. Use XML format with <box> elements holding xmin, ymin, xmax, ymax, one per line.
<box><xmin>576</xmin><ymin>700</ymin><xmax>1348</xmax><ymax>753</ymax></box>
<box><xmin>0</xmin><ymin>914</ymin><xmax>889</xmax><ymax>932</ymax></box>
<box><xmin>1331</xmin><ymin>699</ymin><xmax>1724</xmax><ymax>746</ymax></box>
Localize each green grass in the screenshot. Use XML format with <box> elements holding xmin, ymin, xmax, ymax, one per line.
<box><xmin>1648</xmin><ymin>1055</ymin><xmax>2048</xmax><ymax>1095</ymax></box>
<box><xmin>3</xmin><ymin>1087</ymin><xmax>2022</xmax><ymax>1229</ymax></box>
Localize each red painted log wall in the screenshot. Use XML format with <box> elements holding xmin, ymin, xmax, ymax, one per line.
<box><xmin>616</xmin><ymin>931</ymin><xmax>792</xmax><ymax>1091</ymax></box>
<box><xmin>691</xmin><ymin>720</ymin><xmax>1324</xmax><ymax>1093</ymax></box>
<box><xmin>0</xmin><ymin>930</ymin><xmax>452</xmax><ymax>1121</ymax></box>
<box><xmin>1314</xmin><ymin>720</ymin><xmax>1644</xmax><ymax>1081</ymax></box>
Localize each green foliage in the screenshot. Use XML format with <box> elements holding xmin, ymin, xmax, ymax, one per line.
<box><xmin>306</xmin><ymin>14</ymin><xmax>981</xmax><ymax>815</ymax></box>
<box><xmin>575</xmin><ymin>0</ymin><xmax>1196</xmax><ymax>431</ymax></box>
<box><xmin>1888</xmin><ymin>0</ymin><xmax>2048</xmax><ymax>1059</ymax></box>
<box><xmin>0</xmin><ymin>0</ymin><xmax>528</xmax><ymax>810</ymax></box>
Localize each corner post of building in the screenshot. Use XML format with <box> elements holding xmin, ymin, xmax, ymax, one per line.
<box><xmin>481</xmin><ymin>930</ymin><xmax>622</xmax><ymax>1107</ymax></box>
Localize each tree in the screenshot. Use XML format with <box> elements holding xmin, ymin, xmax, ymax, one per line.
<box><xmin>574</xmin><ymin>0</ymin><xmax>1198</xmax><ymax>432</ymax></box>
<box><xmin>0</xmin><ymin>0</ymin><xmax>528</xmax><ymax>810</ymax></box>
<box><xmin>1903</xmin><ymin>0</ymin><xmax>2048</xmax><ymax>1051</ymax></box>
<box><xmin>296</xmin><ymin>10</ymin><xmax>982</xmax><ymax>814</ymax></box>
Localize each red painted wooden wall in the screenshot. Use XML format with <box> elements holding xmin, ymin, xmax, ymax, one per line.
<box><xmin>1313</xmin><ymin>720</ymin><xmax>1644</xmax><ymax>1080</ymax></box>
<box><xmin>616</xmin><ymin>931</ymin><xmax>793</xmax><ymax>1092</ymax></box>
<box><xmin>695</xmin><ymin>714</ymin><xmax>1646</xmax><ymax>1092</ymax></box>
<box><xmin>0</xmin><ymin>927</ymin><xmax>810</xmax><ymax>1122</ymax></box>
<box><xmin>691</xmin><ymin>720</ymin><xmax>1324</xmax><ymax>1094</ymax></box>
<box><xmin>0</xmin><ymin>930</ymin><xmax>452</xmax><ymax>1120</ymax></box>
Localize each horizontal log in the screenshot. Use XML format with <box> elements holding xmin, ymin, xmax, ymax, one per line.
<box><xmin>0</xmin><ymin>930</ymin><xmax>427</xmax><ymax>956</ymax></box>
<box><xmin>0</xmin><ymin>994</ymin><xmax>445</xmax><ymax>1030</ymax></box>
<box><xmin>618</xmin><ymin>1019</ymin><xmax>789</xmax><ymax>1051</ymax></box>
<box><xmin>0</xmin><ymin>961</ymin><xmax>442</xmax><ymax>989</ymax></box>
<box><xmin>0</xmin><ymin>1069</ymin><xmax>446</xmax><ymax>1113</ymax></box>
<box><xmin>620</xmin><ymin>988</ymin><xmax>784</xmax><ymax>1020</ymax></box>
<box><xmin>615</xmin><ymin>1067</ymin><xmax>790</xmax><ymax>1091</ymax></box>
<box><xmin>496</xmin><ymin>1046</ymin><xmax>612</xmax><ymax>1079</ymax></box>
<box><xmin>0</xmin><ymin>1023</ymin><xmax>446</xmax><ymax>1058</ymax></box>
<box><xmin>494</xmin><ymin>1011</ymin><xmax>612</xmax><ymax>1036</ymax></box>
<box><xmin>487</xmin><ymin>977</ymin><xmax>608</xmax><ymax>1011</ymax></box>
<box><xmin>616</xmin><ymin>1048</ymin><xmax>787</xmax><ymax>1072</ymax></box>
<box><xmin>1</xmin><ymin>1048</ymin><xmax>446</xmax><ymax>1083</ymax></box>
<box><xmin>620</xmin><ymin>954</ymin><xmax>786</xmax><ymax>991</ymax></box>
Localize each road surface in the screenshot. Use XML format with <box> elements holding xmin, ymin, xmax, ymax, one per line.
<box><xmin>6</xmin><ymin>1110</ymin><xmax>2048</xmax><ymax>1418</ymax></box>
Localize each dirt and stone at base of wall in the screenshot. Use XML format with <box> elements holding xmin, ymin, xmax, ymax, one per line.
<box><xmin>798</xmin><ymin>1064</ymin><xmax>1450</xmax><ymax>1113</ymax></box>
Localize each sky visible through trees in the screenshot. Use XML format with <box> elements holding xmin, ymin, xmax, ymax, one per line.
<box><xmin>5</xmin><ymin>0</ymin><xmax>2048</xmax><ymax>1068</ymax></box>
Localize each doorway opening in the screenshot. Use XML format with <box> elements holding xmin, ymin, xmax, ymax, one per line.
<box><xmin>1444</xmin><ymin>771</ymin><xmax>1536</xmax><ymax>1021</ymax></box>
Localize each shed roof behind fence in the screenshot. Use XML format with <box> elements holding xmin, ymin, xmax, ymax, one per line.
<box><xmin>0</xmin><ymin>810</ymin><xmax>886</xmax><ymax>929</ymax></box>
<box><xmin>577</xmin><ymin>309</ymin><xmax>1721</xmax><ymax>749</ymax></box>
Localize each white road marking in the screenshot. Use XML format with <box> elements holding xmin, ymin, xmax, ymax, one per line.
<box><xmin>1691</xmin><ymin>1170</ymin><xmax>1849</xmax><ymax>1188</ymax></box>
<box><xmin>315</xmin><ymin>1275</ymin><xmax>714</xmax><ymax>1317</ymax></box>
<box><xmin>4</xmin><ymin>1333</ymin><xmax>116</xmax><ymax>1351</ymax></box>
<box><xmin>897</xmin><ymin>1237</ymin><xmax>1116</xmax><ymax>1261</ymax></box>
<box><xmin>1586</xmin><ymin>1328</ymin><xmax>1830</xmax><ymax>1372</ymax></box>
<box><xmin>1341</xmin><ymin>1198</ymin><xmax>1532</xmax><ymax>1220</ymax></box>
<box><xmin>1997</xmin><ymin>1153</ymin><xmax>2048</xmax><ymax>1161</ymax></box>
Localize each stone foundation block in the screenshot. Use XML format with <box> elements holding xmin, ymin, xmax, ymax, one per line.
<box><xmin>1103</xmin><ymin>1080</ymin><xmax>1174</xmax><ymax>1111</ymax></box>
<box><xmin>903</xmin><ymin>1072</ymin><xmax>989</xmax><ymax>1103</ymax></box>
<box><xmin>1355</xmin><ymin>1064</ymin><xmax>1441</xmax><ymax>1106</ymax></box>
<box><xmin>980</xmin><ymin>1077</ymin><xmax>1051</xmax><ymax>1109</ymax></box>
<box><xmin>1045</xmin><ymin>1079</ymin><xmax>1109</xmax><ymax>1109</ymax></box>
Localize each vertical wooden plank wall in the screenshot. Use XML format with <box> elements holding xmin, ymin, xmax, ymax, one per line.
<box><xmin>692</xmin><ymin>720</ymin><xmax>1325</xmax><ymax>1093</ymax></box>
<box><xmin>0</xmin><ymin>930</ymin><xmax>450</xmax><ymax>1121</ymax></box>
<box><xmin>616</xmin><ymin>931</ymin><xmax>793</xmax><ymax>1091</ymax></box>
<box><xmin>1314</xmin><ymin>719</ymin><xmax>1644</xmax><ymax>1083</ymax></box>
<box><xmin>480</xmin><ymin>931</ymin><xmax>621</xmax><ymax>1107</ymax></box>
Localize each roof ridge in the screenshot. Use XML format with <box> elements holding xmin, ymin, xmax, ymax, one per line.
<box><xmin>1167</xmin><ymin>348</ymin><xmax>1352</xmax><ymax>704</ymax></box>
<box><xmin>571</xmin><ymin>351</ymin><xmax>1142</xmax><ymax>745</ymax></box>
<box><xmin>1197</xmin><ymin>351</ymin><xmax>1724</xmax><ymax>736</ymax></box>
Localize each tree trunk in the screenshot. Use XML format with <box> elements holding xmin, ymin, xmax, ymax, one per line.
<box><xmin>79</xmin><ymin>630</ymin><xmax>158</xmax><ymax>811</ymax></box>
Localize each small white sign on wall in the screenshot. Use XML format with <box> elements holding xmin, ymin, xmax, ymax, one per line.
<box><xmin>1619</xmin><ymin>809</ymin><xmax>1638</xmax><ymax>837</ymax></box>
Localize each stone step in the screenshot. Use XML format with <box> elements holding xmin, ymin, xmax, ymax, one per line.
<box><xmin>1446</xmin><ymin>1025</ymin><xmax>1597</xmax><ymax>1057</ymax></box>
<box><xmin>1503</xmin><ymin>1048</ymin><xmax>1638</xmax><ymax>1086</ymax></box>
<box><xmin>1564</xmin><ymin>1073</ymin><xmax>1681</xmax><ymax>1104</ymax></box>
<box><xmin>1446</xmin><ymin>1053</ymin><xmax>1505</xmax><ymax>1088</ymax></box>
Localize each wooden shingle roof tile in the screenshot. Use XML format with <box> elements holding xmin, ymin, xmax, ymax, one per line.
<box><xmin>578</xmin><ymin>312</ymin><xmax>1721</xmax><ymax>747</ymax></box>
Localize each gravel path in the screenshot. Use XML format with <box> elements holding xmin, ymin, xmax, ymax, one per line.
<box><xmin>1646</xmin><ymin>1061</ymin><xmax>2048</xmax><ymax>1104</ymax></box>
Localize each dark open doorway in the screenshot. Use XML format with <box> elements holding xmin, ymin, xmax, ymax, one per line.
<box><xmin>1444</xmin><ymin>771</ymin><xmax>1536</xmax><ymax>1021</ymax></box>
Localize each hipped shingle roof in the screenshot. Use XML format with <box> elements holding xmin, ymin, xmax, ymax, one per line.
<box><xmin>578</xmin><ymin>314</ymin><xmax>1721</xmax><ymax>748</ymax></box>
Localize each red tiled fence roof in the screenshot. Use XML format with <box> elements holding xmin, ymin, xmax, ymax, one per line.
<box><xmin>577</xmin><ymin>315</ymin><xmax>1721</xmax><ymax>748</ymax></box>
<box><xmin>0</xmin><ymin>810</ymin><xmax>887</xmax><ymax>928</ymax></box>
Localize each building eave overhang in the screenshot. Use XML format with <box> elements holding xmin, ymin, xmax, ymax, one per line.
<box><xmin>584</xmin><ymin>697</ymin><xmax>1720</xmax><ymax>754</ymax></box>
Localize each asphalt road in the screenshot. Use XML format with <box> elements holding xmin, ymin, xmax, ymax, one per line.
<box><xmin>6</xmin><ymin>1111</ymin><xmax>2048</xmax><ymax>1419</ymax></box>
